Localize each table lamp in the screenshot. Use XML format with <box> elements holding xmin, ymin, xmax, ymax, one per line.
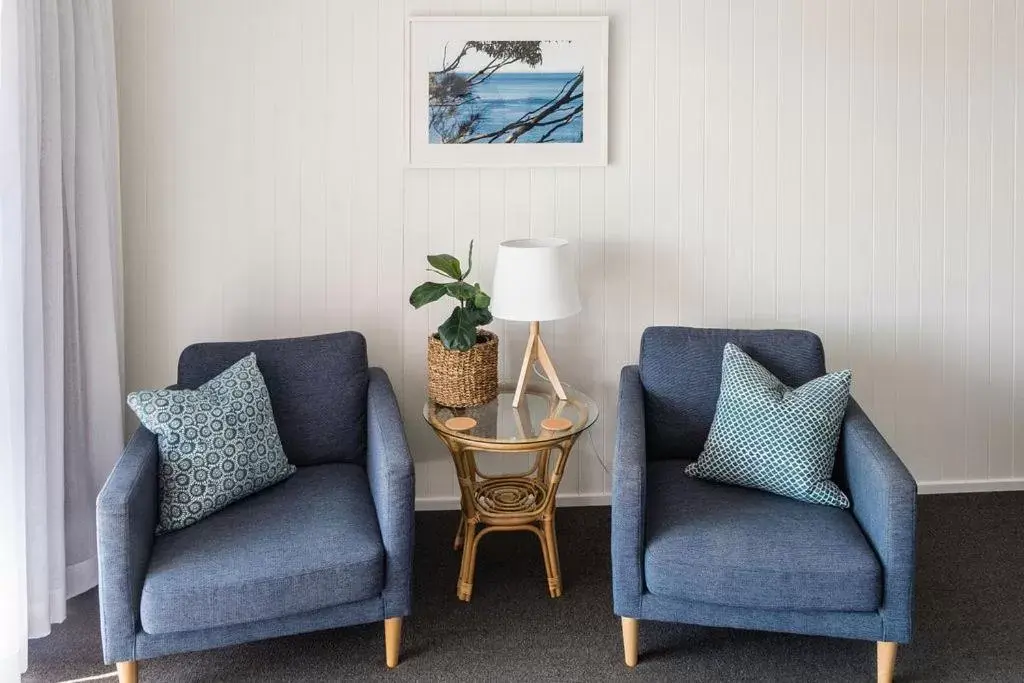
<box><xmin>490</xmin><ymin>238</ymin><xmax>581</xmax><ymax>408</ymax></box>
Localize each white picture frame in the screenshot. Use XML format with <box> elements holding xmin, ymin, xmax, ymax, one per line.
<box><xmin>406</xmin><ymin>16</ymin><xmax>609</xmax><ymax>168</ymax></box>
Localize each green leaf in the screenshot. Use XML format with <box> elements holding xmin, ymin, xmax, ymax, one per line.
<box><xmin>438</xmin><ymin>307</ymin><xmax>478</xmax><ymax>351</ymax></box>
<box><xmin>427</xmin><ymin>253</ymin><xmax>462</xmax><ymax>280</ymax></box>
<box><xmin>409</xmin><ymin>282</ymin><xmax>447</xmax><ymax>308</ymax></box>
<box><xmin>473</xmin><ymin>288</ymin><xmax>490</xmax><ymax>310</ymax></box>
<box><xmin>445</xmin><ymin>281</ymin><xmax>477</xmax><ymax>302</ymax></box>
<box><xmin>464</xmin><ymin>300</ymin><xmax>493</xmax><ymax>326</ymax></box>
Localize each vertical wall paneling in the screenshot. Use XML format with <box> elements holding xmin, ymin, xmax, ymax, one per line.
<box><xmin>248</xmin><ymin>0</ymin><xmax>279</xmax><ymax>341</ymax></box>
<box><xmin>628</xmin><ymin>0</ymin><xmax>655</xmax><ymax>356</ymax></box>
<box><xmin>918</xmin><ymin>0</ymin><xmax>946</xmax><ymax>483</ymax></box>
<box><xmin>350</xmin><ymin>0</ymin><xmax>381</xmax><ymax>355</ymax></box>
<box><xmin>215</xmin><ymin>1</ymin><xmax>247</xmax><ymax>341</ymax></box>
<box><xmin>425</xmin><ymin>169</ymin><xmax>457</xmax><ymax>497</ymax></box>
<box><xmin>728</xmin><ymin>0</ymin><xmax>754</xmax><ymax>328</ymax></box>
<box><xmin>848</xmin><ymin>0</ymin><xmax>876</xmax><ymax>416</ymax></box>
<box><xmin>751</xmin><ymin>0</ymin><xmax>779</xmax><ymax>326</ymax></box>
<box><xmin>600</xmin><ymin>0</ymin><xmax>630</xmax><ymax>497</ymax></box>
<box><xmin>777</xmin><ymin>0</ymin><xmax>803</xmax><ymax>327</ymax></box>
<box><xmin>579</xmin><ymin>0</ymin><xmax>607</xmax><ymax>493</ymax></box>
<box><xmin>402</xmin><ymin>167</ymin><xmax>434</xmax><ymax>502</ymax></box>
<box><xmin>115</xmin><ymin>0</ymin><xmax>1024</xmax><ymax>502</ymax></box>
<box><xmin>702</xmin><ymin>0</ymin><xmax>730</xmax><ymax>329</ymax></box>
<box><xmin>800</xmin><ymin>0</ymin><xmax>826</xmax><ymax>338</ymax></box>
<box><xmin>990</xmin><ymin>0</ymin><xmax>1016</xmax><ymax>479</ymax></box>
<box><xmin>555</xmin><ymin>0</ymin><xmax>586</xmax><ymax>489</ymax></box>
<box><xmin>299</xmin><ymin>0</ymin><xmax>328</xmax><ymax>338</ymax></box>
<box><xmin>944</xmin><ymin>0</ymin><xmax>971</xmax><ymax>480</ymax></box>
<box><xmin>324</xmin><ymin>0</ymin><xmax>354</xmax><ymax>335</ymax></box>
<box><xmin>174</xmin><ymin>3</ymin><xmax>212</xmax><ymax>349</ymax></box>
<box><xmin>894</xmin><ymin>0</ymin><xmax>923</xmax><ymax>466</ymax></box>
<box><xmin>679</xmin><ymin>0</ymin><xmax>707</xmax><ymax>327</ymax></box>
<box><xmin>270</xmin><ymin>3</ymin><xmax>304</xmax><ymax>338</ymax></box>
<box><xmin>872</xmin><ymin>0</ymin><xmax>899</xmax><ymax>442</ymax></box>
<box><xmin>377</xmin><ymin>0</ymin><xmax>407</xmax><ymax>379</ymax></box>
<box><xmin>116</xmin><ymin>0</ymin><xmax>146</xmax><ymax>410</ymax></box>
<box><xmin>1015</xmin><ymin>0</ymin><xmax>1024</xmax><ymax>479</ymax></box>
<box><xmin>966</xmin><ymin>0</ymin><xmax>995</xmax><ymax>480</ymax></box>
<box><xmin>653</xmin><ymin>0</ymin><xmax>681</xmax><ymax>328</ymax></box>
<box><xmin>143</xmin><ymin>0</ymin><xmax>175</xmax><ymax>383</ymax></box>
<box><xmin>824</xmin><ymin>0</ymin><xmax>852</xmax><ymax>372</ymax></box>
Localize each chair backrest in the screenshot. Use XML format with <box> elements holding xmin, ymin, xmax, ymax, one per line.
<box><xmin>639</xmin><ymin>326</ymin><xmax>827</xmax><ymax>460</ymax></box>
<box><xmin>177</xmin><ymin>332</ymin><xmax>369</xmax><ymax>466</ymax></box>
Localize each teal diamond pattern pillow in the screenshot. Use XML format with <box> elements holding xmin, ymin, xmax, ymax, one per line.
<box><xmin>685</xmin><ymin>343</ymin><xmax>851</xmax><ymax>508</ymax></box>
<box><xmin>127</xmin><ymin>353</ymin><xmax>296</xmax><ymax>534</ymax></box>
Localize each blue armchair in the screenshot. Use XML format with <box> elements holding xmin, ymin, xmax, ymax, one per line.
<box><xmin>97</xmin><ymin>332</ymin><xmax>415</xmax><ymax>682</ymax></box>
<box><xmin>613</xmin><ymin>327</ymin><xmax>916</xmax><ymax>682</ymax></box>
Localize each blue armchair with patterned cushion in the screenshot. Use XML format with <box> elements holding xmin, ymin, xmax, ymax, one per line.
<box><xmin>613</xmin><ymin>327</ymin><xmax>916</xmax><ymax>683</ymax></box>
<box><xmin>97</xmin><ymin>332</ymin><xmax>415</xmax><ymax>682</ymax></box>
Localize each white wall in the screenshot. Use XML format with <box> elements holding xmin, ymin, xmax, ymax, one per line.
<box><xmin>113</xmin><ymin>0</ymin><xmax>1024</xmax><ymax>504</ymax></box>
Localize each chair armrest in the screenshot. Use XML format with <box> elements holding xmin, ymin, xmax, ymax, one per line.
<box><xmin>96</xmin><ymin>427</ymin><xmax>159</xmax><ymax>663</ymax></box>
<box><xmin>842</xmin><ymin>398</ymin><xmax>918</xmax><ymax>643</ymax></box>
<box><xmin>366</xmin><ymin>367</ymin><xmax>416</xmax><ymax>618</ymax></box>
<box><xmin>612</xmin><ymin>365</ymin><xmax>647</xmax><ymax>617</ymax></box>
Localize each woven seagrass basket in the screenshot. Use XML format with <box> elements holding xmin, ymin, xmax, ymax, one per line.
<box><xmin>427</xmin><ymin>331</ymin><xmax>498</xmax><ymax>407</ymax></box>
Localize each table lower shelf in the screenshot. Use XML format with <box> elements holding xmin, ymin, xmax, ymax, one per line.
<box><xmin>472</xmin><ymin>476</ymin><xmax>549</xmax><ymax>523</ymax></box>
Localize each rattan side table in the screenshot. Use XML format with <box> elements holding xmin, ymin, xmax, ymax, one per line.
<box><xmin>423</xmin><ymin>383</ymin><xmax>598</xmax><ymax>601</ymax></box>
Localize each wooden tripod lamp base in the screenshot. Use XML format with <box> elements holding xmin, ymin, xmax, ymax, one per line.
<box><xmin>512</xmin><ymin>321</ymin><xmax>567</xmax><ymax>408</ymax></box>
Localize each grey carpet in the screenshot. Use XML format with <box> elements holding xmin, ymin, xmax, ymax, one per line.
<box><xmin>23</xmin><ymin>492</ymin><xmax>1024</xmax><ymax>682</ymax></box>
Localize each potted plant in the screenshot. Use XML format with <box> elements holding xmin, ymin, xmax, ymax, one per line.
<box><xmin>410</xmin><ymin>240</ymin><xmax>498</xmax><ymax>407</ymax></box>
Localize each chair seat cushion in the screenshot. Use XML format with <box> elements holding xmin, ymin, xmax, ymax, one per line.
<box><xmin>141</xmin><ymin>464</ymin><xmax>384</xmax><ymax>634</ymax></box>
<box><xmin>644</xmin><ymin>460</ymin><xmax>881</xmax><ymax>612</ymax></box>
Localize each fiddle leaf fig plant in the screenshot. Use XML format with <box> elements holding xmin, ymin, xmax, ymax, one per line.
<box><xmin>409</xmin><ymin>240</ymin><xmax>493</xmax><ymax>351</ymax></box>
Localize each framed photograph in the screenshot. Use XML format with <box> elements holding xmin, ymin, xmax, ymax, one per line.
<box><xmin>406</xmin><ymin>16</ymin><xmax>609</xmax><ymax>168</ymax></box>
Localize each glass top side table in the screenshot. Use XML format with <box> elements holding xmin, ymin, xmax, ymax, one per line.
<box><xmin>423</xmin><ymin>383</ymin><xmax>598</xmax><ymax>601</ymax></box>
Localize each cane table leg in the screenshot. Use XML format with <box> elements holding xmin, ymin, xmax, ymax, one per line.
<box><xmin>551</xmin><ymin>518</ymin><xmax>562</xmax><ymax>576</ymax></box>
<box><xmin>548</xmin><ymin>520</ymin><xmax>565</xmax><ymax>593</ymax></box>
<box><xmin>453</xmin><ymin>514</ymin><xmax>465</xmax><ymax>550</ymax></box>
<box><xmin>457</xmin><ymin>521</ymin><xmax>478</xmax><ymax>601</ymax></box>
<box><xmin>538</xmin><ymin>521</ymin><xmax>558</xmax><ymax>597</ymax></box>
<box><xmin>543</xmin><ymin>516</ymin><xmax>562</xmax><ymax>597</ymax></box>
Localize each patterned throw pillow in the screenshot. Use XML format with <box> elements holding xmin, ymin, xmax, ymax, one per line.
<box><xmin>127</xmin><ymin>353</ymin><xmax>296</xmax><ymax>533</ymax></box>
<box><xmin>685</xmin><ymin>343</ymin><xmax>851</xmax><ymax>508</ymax></box>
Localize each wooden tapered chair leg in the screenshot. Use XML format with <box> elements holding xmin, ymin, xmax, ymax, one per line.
<box><xmin>385</xmin><ymin>617</ymin><xmax>403</xmax><ymax>668</ymax></box>
<box><xmin>877</xmin><ymin>641</ymin><xmax>897</xmax><ymax>683</ymax></box>
<box><xmin>622</xmin><ymin>617</ymin><xmax>639</xmax><ymax>667</ymax></box>
<box><xmin>116</xmin><ymin>661</ymin><xmax>138</xmax><ymax>683</ymax></box>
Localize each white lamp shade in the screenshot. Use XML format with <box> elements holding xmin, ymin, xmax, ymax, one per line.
<box><xmin>490</xmin><ymin>238</ymin><xmax>582</xmax><ymax>322</ymax></box>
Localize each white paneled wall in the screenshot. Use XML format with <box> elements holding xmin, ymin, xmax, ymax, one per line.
<box><xmin>114</xmin><ymin>0</ymin><xmax>1024</xmax><ymax>505</ymax></box>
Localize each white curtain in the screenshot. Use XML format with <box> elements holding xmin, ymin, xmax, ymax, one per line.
<box><xmin>0</xmin><ymin>0</ymin><xmax>123</xmax><ymax>677</ymax></box>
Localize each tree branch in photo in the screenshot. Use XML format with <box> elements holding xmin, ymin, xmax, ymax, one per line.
<box><xmin>460</xmin><ymin>72</ymin><xmax>583</xmax><ymax>144</ymax></box>
<box><xmin>429</xmin><ymin>42</ymin><xmax>583</xmax><ymax>144</ymax></box>
<box><xmin>537</xmin><ymin>105</ymin><xmax>583</xmax><ymax>142</ymax></box>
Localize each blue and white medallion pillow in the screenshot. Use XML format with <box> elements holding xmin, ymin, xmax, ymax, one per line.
<box><xmin>685</xmin><ymin>343</ymin><xmax>851</xmax><ymax>508</ymax></box>
<box><xmin>127</xmin><ymin>353</ymin><xmax>296</xmax><ymax>534</ymax></box>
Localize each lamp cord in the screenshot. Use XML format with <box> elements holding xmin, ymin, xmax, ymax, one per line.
<box><xmin>530</xmin><ymin>361</ymin><xmax>609</xmax><ymax>476</ymax></box>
